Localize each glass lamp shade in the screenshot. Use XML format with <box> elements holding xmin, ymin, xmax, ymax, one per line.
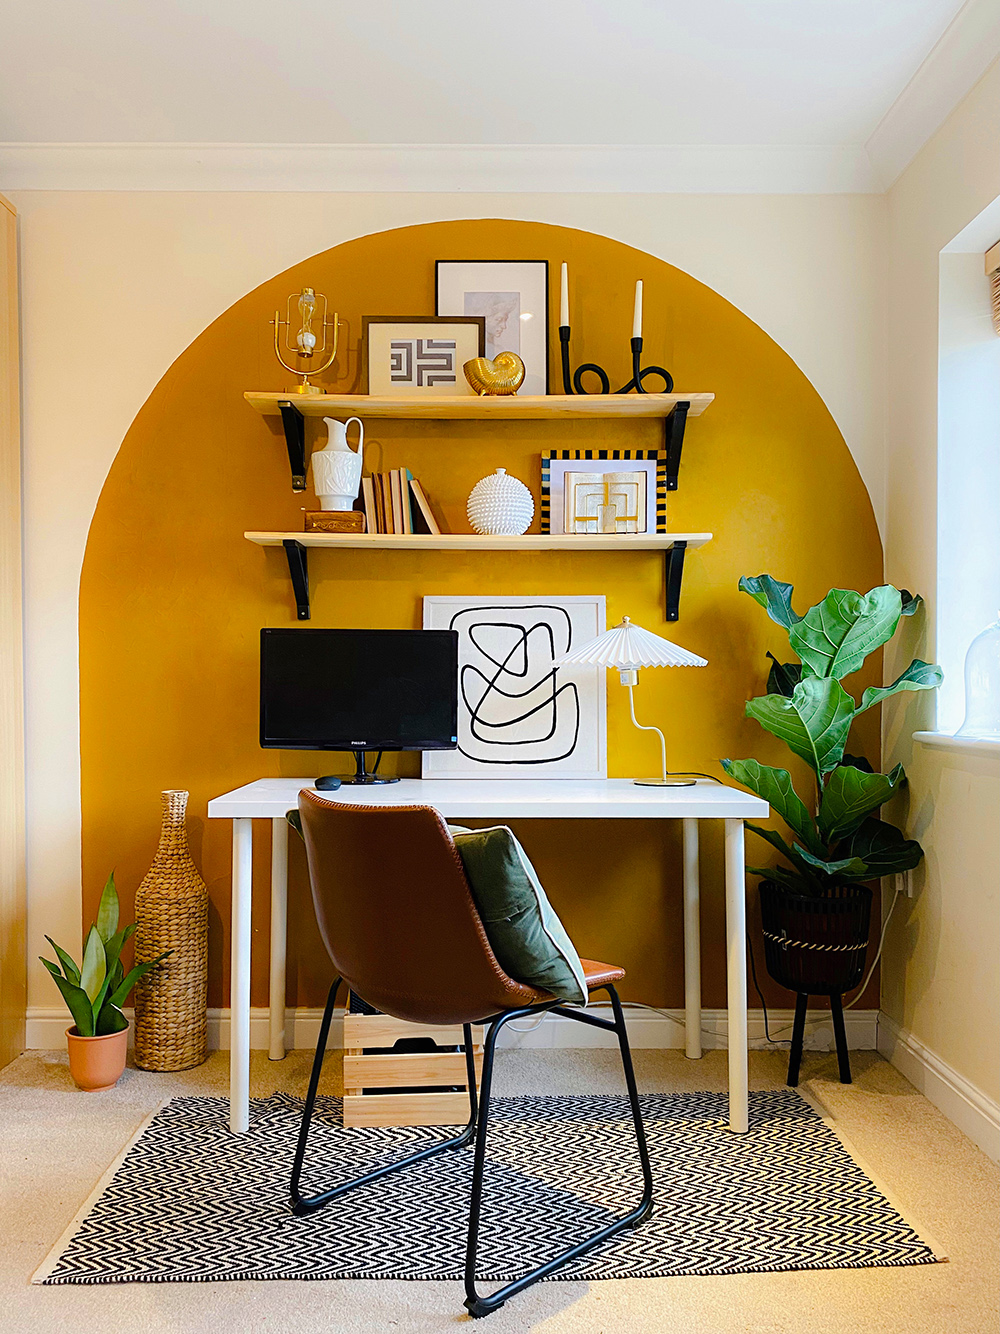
<box><xmin>957</xmin><ymin>614</ymin><xmax>1000</xmax><ymax>739</ymax></box>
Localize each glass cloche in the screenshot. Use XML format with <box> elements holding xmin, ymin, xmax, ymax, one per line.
<box><xmin>957</xmin><ymin>614</ymin><xmax>1000</xmax><ymax>739</ymax></box>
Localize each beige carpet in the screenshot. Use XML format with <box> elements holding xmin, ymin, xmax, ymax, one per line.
<box><xmin>2</xmin><ymin>1045</ymin><xmax>997</xmax><ymax>1333</ymax></box>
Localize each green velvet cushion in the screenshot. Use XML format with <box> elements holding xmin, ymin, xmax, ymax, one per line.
<box><xmin>448</xmin><ymin>825</ymin><xmax>587</xmax><ymax>1006</ymax></box>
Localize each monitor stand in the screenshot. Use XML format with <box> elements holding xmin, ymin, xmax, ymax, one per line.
<box><xmin>317</xmin><ymin>749</ymin><xmax>400</xmax><ymax>788</ymax></box>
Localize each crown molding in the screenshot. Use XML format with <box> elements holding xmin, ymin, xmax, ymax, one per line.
<box><xmin>0</xmin><ymin>141</ymin><xmax>880</xmax><ymax>194</ymax></box>
<box><xmin>866</xmin><ymin>0</ymin><xmax>1000</xmax><ymax>189</ymax></box>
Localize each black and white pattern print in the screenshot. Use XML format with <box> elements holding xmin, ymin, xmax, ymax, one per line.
<box><xmin>40</xmin><ymin>1090</ymin><xmax>935</xmax><ymax>1286</ymax></box>
<box><xmin>389</xmin><ymin>338</ymin><xmax>456</xmax><ymax>387</ymax></box>
<box><xmin>422</xmin><ymin>595</ymin><xmax>607</xmax><ymax>779</ymax></box>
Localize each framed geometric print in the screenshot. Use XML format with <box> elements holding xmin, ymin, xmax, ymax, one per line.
<box><xmin>362</xmin><ymin>316</ymin><xmax>485</xmax><ymax>395</ymax></box>
<box><xmin>541</xmin><ymin>449</ymin><xmax>668</xmax><ymax>534</ymax></box>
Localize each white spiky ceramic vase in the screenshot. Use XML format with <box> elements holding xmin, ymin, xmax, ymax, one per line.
<box><xmin>467</xmin><ymin>468</ymin><xmax>534</xmax><ymax>535</ymax></box>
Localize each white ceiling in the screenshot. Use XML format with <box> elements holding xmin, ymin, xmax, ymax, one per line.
<box><xmin>1</xmin><ymin>0</ymin><xmax>996</xmax><ymax>191</ymax></box>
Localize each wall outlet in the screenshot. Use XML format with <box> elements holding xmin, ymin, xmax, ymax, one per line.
<box><xmin>893</xmin><ymin>869</ymin><xmax>915</xmax><ymax>898</ymax></box>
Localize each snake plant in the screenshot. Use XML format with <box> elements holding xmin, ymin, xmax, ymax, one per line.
<box><xmin>39</xmin><ymin>873</ymin><xmax>170</xmax><ymax>1036</ymax></box>
<box><xmin>722</xmin><ymin>576</ymin><xmax>943</xmax><ymax>896</ymax></box>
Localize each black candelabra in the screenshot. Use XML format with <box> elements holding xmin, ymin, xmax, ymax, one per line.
<box><xmin>558</xmin><ymin>326</ymin><xmax>674</xmax><ymax>395</ymax></box>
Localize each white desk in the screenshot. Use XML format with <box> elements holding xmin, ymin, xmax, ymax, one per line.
<box><xmin>207</xmin><ymin>778</ymin><xmax>768</xmax><ymax>1136</ymax></box>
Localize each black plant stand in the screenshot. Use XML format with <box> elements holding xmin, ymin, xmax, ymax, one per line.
<box><xmin>787</xmin><ymin>992</ymin><xmax>853</xmax><ymax>1086</ymax></box>
<box><xmin>758</xmin><ymin>880</ymin><xmax>873</xmax><ymax>1091</ymax></box>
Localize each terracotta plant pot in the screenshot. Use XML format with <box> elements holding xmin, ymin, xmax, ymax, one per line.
<box><xmin>66</xmin><ymin>1024</ymin><xmax>129</xmax><ymax>1092</ymax></box>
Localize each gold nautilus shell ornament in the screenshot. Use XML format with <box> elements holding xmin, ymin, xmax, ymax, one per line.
<box><xmin>463</xmin><ymin>351</ymin><xmax>526</xmax><ymax>395</ymax></box>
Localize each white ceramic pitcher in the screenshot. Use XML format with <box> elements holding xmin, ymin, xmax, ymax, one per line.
<box><xmin>310</xmin><ymin>416</ymin><xmax>364</xmax><ymax>511</ymax></box>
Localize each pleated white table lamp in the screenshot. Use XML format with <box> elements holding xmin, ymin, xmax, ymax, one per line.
<box><xmin>553</xmin><ymin>616</ymin><xmax>708</xmax><ymax>787</ymax></box>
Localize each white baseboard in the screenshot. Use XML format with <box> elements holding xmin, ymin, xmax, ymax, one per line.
<box><xmin>877</xmin><ymin>1013</ymin><xmax>1000</xmax><ymax>1162</ymax></box>
<box><xmin>24</xmin><ymin>1003</ymin><xmax>877</xmax><ymax>1055</ymax></box>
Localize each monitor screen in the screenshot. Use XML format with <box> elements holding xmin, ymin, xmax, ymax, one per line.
<box><xmin>260</xmin><ymin>628</ymin><xmax>459</xmax><ymax>752</ymax></box>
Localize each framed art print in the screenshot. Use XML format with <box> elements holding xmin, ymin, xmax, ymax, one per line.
<box><xmin>421</xmin><ymin>595</ymin><xmax>606</xmax><ymax>779</ymax></box>
<box><xmin>435</xmin><ymin>261</ymin><xmax>549</xmax><ymax>396</ymax></box>
<box><xmin>362</xmin><ymin>316</ymin><xmax>485</xmax><ymax>395</ymax></box>
<box><xmin>541</xmin><ymin>450</ymin><xmax>667</xmax><ymax>534</ymax></box>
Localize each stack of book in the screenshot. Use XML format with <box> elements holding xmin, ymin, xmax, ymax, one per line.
<box><xmin>361</xmin><ymin>470</ymin><xmax>443</xmax><ymax>535</ymax></box>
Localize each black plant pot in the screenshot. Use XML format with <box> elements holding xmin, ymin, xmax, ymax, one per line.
<box><xmin>759</xmin><ymin>881</ymin><xmax>872</xmax><ymax>995</ymax></box>
<box><xmin>758</xmin><ymin>881</ymin><xmax>873</xmax><ymax>1088</ymax></box>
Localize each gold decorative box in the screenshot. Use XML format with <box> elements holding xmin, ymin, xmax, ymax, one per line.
<box><xmin>303</xmin><ymin>510</ymin><xmax>366</xmax><ymax>533</ymax></box>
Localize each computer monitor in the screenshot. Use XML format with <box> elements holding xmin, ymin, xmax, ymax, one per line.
<box><xmin>260</xmin><ymin>628</ymin><xmax>458</xmax><ymax>785</ymax></box>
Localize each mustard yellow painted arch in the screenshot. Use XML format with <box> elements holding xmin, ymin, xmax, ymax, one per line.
<box><xmin>80</xmin><ymin>218</ymin><xmax>882</xmax><ymax>1010</ymax></box>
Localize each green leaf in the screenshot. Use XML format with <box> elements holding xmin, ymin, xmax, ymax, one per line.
<box><xmin>747</xmin><ymin>863</ymin><xmax>815</xmax><ymax>894</ymax></box>
<box><xmin>739</xmin><ymin>575</ymin><xmax>802</xmax><ymax>628</ymax></box>
<box><xmin>899</xmin><ymin>590</ymin><xmax>922</xmax><ymax>616</ymax></box>
<box><xmin>745</xmin><ymin>677</ymin><xmax>856</xmax><ymax>777</ymax></box>
<box><xmin>47</xmin><ymin>972</ymin><xmax>96</xmax><ymax>1036</ymax></box>
<box><xmin>745</xmin><ymin>823</ymin><xmax>824</xmax><ymax>883</ymax></box>
<box><xmin>44</xmin><ymin>936</ymin><xmax>81</xmax><ymax>984</ymax></box>
<box><xmin>286</xmin><ymin>809</ymin><xmax>304</xmax><ymax>841</ymax></box>
<box><xmin>95</xmin><ymin>1002</ymin><xmax>129</xmax><ymax>1036</ymax></box>
<box><xmin>818</xmin><ymin>763</ymin><xmax>905</xmax><ymax>843</ymax></box>
<box><xmin>855</xmin><ymin>659</ymin><xmax>943</xmax><ymax>715</ymax></box>
<box><xmin>107</xmin><ymin>952</ymin><xmax>171</xmax><ymax>1009</ymax></box>
<box><xmin>102</xmin><ymin>922</ymin><xmax>135</xmax><ymax>981</ymax></box>
<box><xmin>765</xmin><ymin>653</ymin><xmax>802</xmax><ymax>697</ymax></box>
<box><xmin>80</xmin><ymin>925</ymin><xmax>107</xmax><ymax>1004</ymax></box>
<box><xmin>40</xmin><ymin>956</ymin><xmax>64</xmax><ymax>979</ymax></box>
<box><xmin>789</xmin><ymin>585</ymin><xmax>902</xmax><ymax>680</ymax></box>
<box><xmin>721</xmin><ymin>759</ymin><xmax>821</xmax><ymax>853</ymax></box>
<box><xmin>95</xmin><ymin>871</ymin><xmax>119</xmax><ymax>942</ymax></box>
<box><xmin>793</xmin><ymin>844</ymin><xmax>870</xmax><ymax>878</ymax></box>
<box><xmin>835</xmin><ymin>817</ymin><xmax>923</xmax><ymax>877</ymax></box>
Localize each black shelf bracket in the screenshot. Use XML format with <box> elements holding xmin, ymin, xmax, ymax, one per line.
<box><xmin>282</xmin><ymin>539</ymin><xmax>310</xmax><ymax>620</ymax></box>
<box><xmin>664</xmin><ymin>541</ymin><xmax>687</xmax><ymax>622</ymax></box>
<box><xmin>663</xmin><ymin>400</ymin><xmax>690</xmax><ymax>491</ymax></box>
<box><xmin>278</xmin><ymin>400</ymin><xmax>307</xmax><ymax>492</ymax></box>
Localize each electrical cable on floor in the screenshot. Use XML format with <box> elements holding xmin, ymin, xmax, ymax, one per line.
<box><xmin>746</xmin><ymin>929</ymin><xmax>791</xmax><ymax>1046</ymax></box>
<box><xmin>843</xmin><ymin>885</ymin><xmax>900</xmax><ymax>1010</ymax></box>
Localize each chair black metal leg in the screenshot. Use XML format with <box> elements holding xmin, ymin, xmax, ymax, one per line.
<box><xmin>463</xmin><ymin>985</ymin><xmax>654</xmax><ymax>1319</ymax></box>
<box><xmin>290</xmin><ymin>984</ymin><xmax>479</xmax><ymax>1217</ymax></box>
<box><xmin>787</xmin><ymin>993</ymin><xmax>808</xmax><ymax>1087</ymax></box>
<box><xmin>829</xmin><ymin>993</ymin><xmax>852</xmax><ymax>1084</ymax></box>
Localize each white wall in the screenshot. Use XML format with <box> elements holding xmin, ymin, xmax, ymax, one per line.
<box><xmin>880</xmin><ymin>59</ymin><xmax>1000</xmax><ymax>1160</ymax></box>
<box><xmin>9</xmin><ymin>189</ymin><xmax>887</xmax><ymax>1013</ymax></box>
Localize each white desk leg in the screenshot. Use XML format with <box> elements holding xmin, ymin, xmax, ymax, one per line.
<box><xmin>682</xmin><ymin>818</ymin><xmax>702</xmax><ymax>1059</ymax></box>
<box><xmin>269</xmin><ymin>816</ymin><xmax>288</xmax><ymax>1061</ymax></box>
<box><xmin>725</xmin><ymin>818</ymin><xmax>749</xmax><ymax>1133</ymax></box>
<box><xmin>230</xmin><ymin>818</ymin><xmax>253</xmax><ymax>1134</ymax></box>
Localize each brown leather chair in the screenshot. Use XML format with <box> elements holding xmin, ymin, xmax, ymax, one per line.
<box><xmin>291</xmin><ymin>789</ymin><xmax>653</xmax><ymax>1319</ymax></box>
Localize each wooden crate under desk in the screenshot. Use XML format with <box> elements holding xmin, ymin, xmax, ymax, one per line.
<box><xmin>342</xmin><ymin>1012</ymin><xmax>484</xmax><ymax>1129</ymax></box>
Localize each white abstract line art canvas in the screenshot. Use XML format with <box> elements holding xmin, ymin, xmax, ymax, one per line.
<box><xmin>422</xmin><ymin>595</ymin><xmax>606</xmax><ymax>779</ymax></box>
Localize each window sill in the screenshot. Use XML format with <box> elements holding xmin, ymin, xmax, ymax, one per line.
<box><xmin>912</xmin><ymin>731</ymin><xmax>1000</xmax><ymax>758</ymax></box>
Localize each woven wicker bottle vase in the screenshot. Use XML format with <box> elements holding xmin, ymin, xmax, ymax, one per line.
<box><xmin>134</xmin><ymin>790</ymin><xmax>209</xmax><ymax>1070</ymax></box>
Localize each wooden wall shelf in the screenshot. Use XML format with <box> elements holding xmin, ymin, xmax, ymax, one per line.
<box><xmin>245</xmin><ymin>391</ymin><xmax>714</xmax><ymax>420</ymax></box>
<box><xmin>245</xmin><ymin>391</ymin><xmax>715</xmax><ymax>493</ymax></box>
<box><xmin>246</xmin><ymin>531</ymin><xmax>713</xmax><ymax>623</ymax></box>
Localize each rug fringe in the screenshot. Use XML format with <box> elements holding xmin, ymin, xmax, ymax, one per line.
<box><xmin>792</xmin><ymin>1083</ymin><xmax>949</xmax><ymax>1263</ymax></box>
<box><xmin>31</xmin><ymin>1098</ymin><xmax>172</xmax><ymax>1285</ymax></box>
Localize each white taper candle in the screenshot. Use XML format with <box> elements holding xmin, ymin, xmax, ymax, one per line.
<box><xmin>560</xmin><ymin>262</ymin><xmax>569</xmax><ymax>327</ymax></box>
<box><xmin>632</xmin><ymin>280</ymin><xmax>643</xmax><ymax>339</ymax></box>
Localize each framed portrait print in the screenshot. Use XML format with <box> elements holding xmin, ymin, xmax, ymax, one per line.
<box><xmin>435</xmin><ymin>261</ymin><xmax>549</xmax><ymax>396</ymax></box>
<box><xmin>541</xmin><ymin>449</ymin><xmax>668</xmax><ymax>534</ymax></box>
<box><xmin>362</xmin><ymin>316</ymin><xmax>485</xmax><ymax>396</ymax></box>
<box><xmin>422</xmin><ymin>594</ymin><xmax>606</xmax><ymax>779</ymax></box>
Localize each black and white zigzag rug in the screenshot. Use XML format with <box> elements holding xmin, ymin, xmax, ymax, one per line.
<box><xmin>36</xmin><ymin>1090</ymin><xmax>937</xmax><ymax>1285</ymax></box>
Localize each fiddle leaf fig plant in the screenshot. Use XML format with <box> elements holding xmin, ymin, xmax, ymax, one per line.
<box><xmin>40</xmin><ymin>872</ymin><xmax>170</xmax><ymax>1036</ymax></box>
<box><xmin>723</xmin><ymin>576</ymin><xmax>941</xmax><ymax>895</ymax></box>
